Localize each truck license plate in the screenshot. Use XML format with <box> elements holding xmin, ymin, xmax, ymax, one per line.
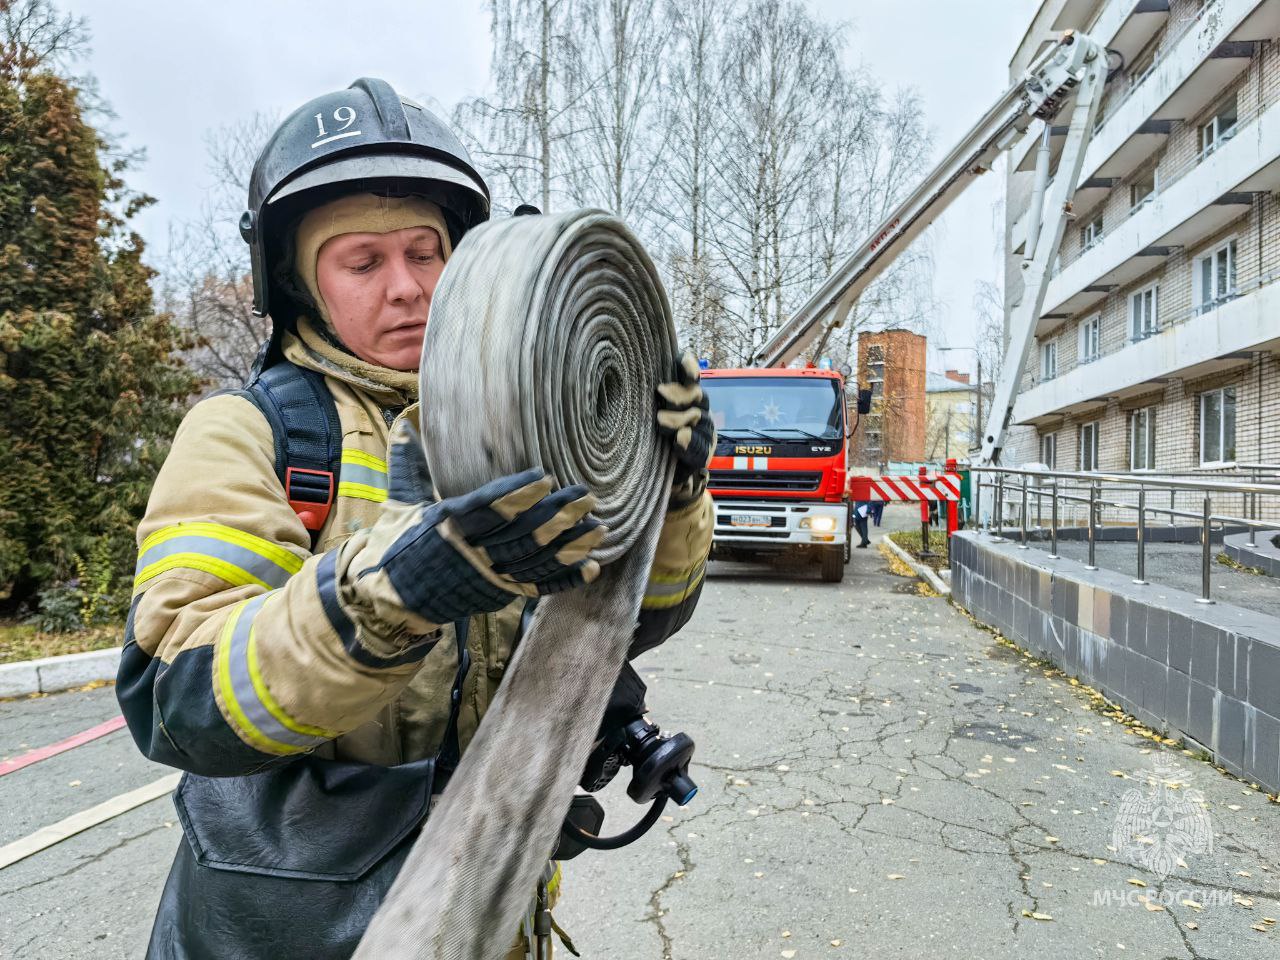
<box><xmin>730</xmin><ymin>513</ymin><xmax>771</xmax><ymax>528</ymax></box>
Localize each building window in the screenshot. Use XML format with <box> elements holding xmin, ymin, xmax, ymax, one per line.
<box><xmin>1040</xmin><ymin>339</ymin><xmax>1058</xmax><ymax>381</ymax></box>
<box><xmin>1195</xmin><ymin>240</ymin><xmax>1237</xmax><ymax>314</ymax></box>
<box><xmin>1200</xmin><ymin>387</ymin><xmax>1237</xmax><ymax>465</ymax></box>
<box><xmin>1080</xmin><ymin>213</ymin><xmax>1104</xmax><ymax>252</ymax></box>
<box><xmin>1078</xmin><ymin>314</ymin><xmax>1101</xmax><ymax>363</ymax></box>
<box><xmin>1129</xmin><ymin>167</ymin><xmax>1157</xmax><ymax>213</ymax></box>
<box><xmin>1130</xmin><ymin>284</ymin><xmax>1158</xmax><ymax>340</ymax></box>
<box><xmin>1200</xmin><ymin>94</ymin><xmax>1238</xmax><ymax>157</ymax></box>
<box><xmin>1129</xmin><ymin>407</ymin><xmax>1156</xmax><ymax>470</ymax></box>
<box><xmin>1040</xmin><ymin>432</ymin><xmax>1057</xmax><ymax>469</ymax></box>
<box><xmin>1129</xmin><ymin>42</ymin><xmax>1157</xmax><ymax>87</ymax></box>
<box><xmin>1079</xmin><ymin>422</ymin><xmax>1100</xmax><ymax>471</ymax></box>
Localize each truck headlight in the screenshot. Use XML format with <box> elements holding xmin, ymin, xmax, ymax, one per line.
<box><xmin>801</xmin><ymin>515</ymin><xmax>838</xmax><ymax>533</ymax></box>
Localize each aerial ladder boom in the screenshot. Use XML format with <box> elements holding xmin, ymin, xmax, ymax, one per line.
<box><xmin>751</xmin><ymin>31</ymin><xmax>1108</xmax><ymax>467</ymax></box>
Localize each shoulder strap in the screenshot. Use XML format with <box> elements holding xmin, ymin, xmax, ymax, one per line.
<box><xmin>239</xmin><ymin>360</ymin><xmax>342</xmax><ymax>548</ymax></box>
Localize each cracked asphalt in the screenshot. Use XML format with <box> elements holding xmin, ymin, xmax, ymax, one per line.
<box><xmin>2</xmin><ymin>506</ymin><xmax>1278</xmax><ymax>958</ymax></box>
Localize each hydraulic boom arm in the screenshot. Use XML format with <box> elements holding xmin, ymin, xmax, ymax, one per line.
<box><xmin>752</xmin><ymin>31</ymin><xmax>1108</xmax><ymax>467</ymax></box>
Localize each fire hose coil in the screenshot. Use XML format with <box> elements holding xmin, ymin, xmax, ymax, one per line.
<box><xmin>356</xmin><ymin>210</ymin><xmax>677</xmax><ymax>958</ymax></box>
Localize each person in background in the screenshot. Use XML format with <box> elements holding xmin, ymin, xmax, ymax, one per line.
<box><xmin>853</xmin><ymin>500</ymin><xmax>871</xmax><ymax>549</ymax></box>
<box><xmin>870</xmin><ymin>500</ymin><xmax>885</xmax><ymax>527</ymax></box>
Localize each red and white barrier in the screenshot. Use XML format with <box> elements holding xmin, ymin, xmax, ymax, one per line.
<box><xmin>849</xmin><ymin>460</ymin><xmax>965</xmax><ymax>542</ymax></box>
<box><xmin>848</xmin><ymin>472</ymin><xmax>962</xmax><ymax>502</ymax></box>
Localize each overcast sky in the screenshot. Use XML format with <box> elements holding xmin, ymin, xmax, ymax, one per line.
<box><xmin>68</xmin><ymin>0</ymin><xmax>1042</xmax><ymax>377</ymax></box>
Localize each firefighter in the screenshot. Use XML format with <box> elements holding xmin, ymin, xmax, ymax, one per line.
<box><xmin>117</xmin><ymin>78</ymin><xmax>715</xmax><ymax>960</ymax></box>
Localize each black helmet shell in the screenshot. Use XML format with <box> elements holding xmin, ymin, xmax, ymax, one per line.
<box><xmin>241</xmin><ymin>77</ymin><xmax>490</xmax><ymax>319</ymax></box>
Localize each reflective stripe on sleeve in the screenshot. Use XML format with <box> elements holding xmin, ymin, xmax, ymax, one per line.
<box><xmin>214</xmin><ymin>594</ymin><xmax>338</xmax><ymax>755</ymax></box>
<box><xmin>641</xmin><ymin>559</ymin><xmax>706</xmax><ymax>610</ymax></box>
<box><xmin>339</xmin><ymin>449</ymin><xmax>389</xmax><ymax>503</ymax></box>
<box><xmin>134</xmin><ymin>522</ymin><xmax>304</xmax><ymax>592</ymax></box>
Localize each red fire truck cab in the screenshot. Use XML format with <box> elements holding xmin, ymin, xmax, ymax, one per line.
<box><xmin>700</xmin><ymin>367</ymin><xmax>850</xmax><ymax>582</ymax></box>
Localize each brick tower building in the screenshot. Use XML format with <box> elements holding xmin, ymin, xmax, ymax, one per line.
<box><xmin>854</xmin><ymin>330</ymin><xmax>927</xmax><ymax>467</ymax></box>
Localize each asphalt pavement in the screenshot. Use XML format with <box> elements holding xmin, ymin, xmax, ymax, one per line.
<box><xmin>1</xmin><ymin>505</ymin><xmax>1277</xmax><ymax>959</ymax></box>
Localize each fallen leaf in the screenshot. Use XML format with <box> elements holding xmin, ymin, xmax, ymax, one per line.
<box><xmin>781</xmin><ymin>951</ymin><xmax>797</xmax><ymax>959</ymax></box>
<box><xmin>1186</xmin><ymin>922</ymin><xmax>1198</xmax><ymax>930</ymax></box>
<box><xmin>1045</xmin><ymin>836</ymin><xmax>1060</xmax><ymax>844</ymax></box>
<box><xmin>1126</xmin><ymin>879</ymin><xmax>1147</xmax><ymax>887</ymax></box>
<box><xmin>830</xmin><ymin>940</ymin><xmax>843</xmax><ymax>947</ymax></box>
<box><xmin>1021</xmin><ymin>910</ymin><xmax>1053</xmax><ymax>921</ymax></box>
<box><xmin>1181</xmin><ymin>899</ymin><xmax>1203</xmax><ymax>911</ymax></box>
<box><xmin>887</xmin><ymin>874</ymin><xmax>905</xmax><ymax>880</ymax></box>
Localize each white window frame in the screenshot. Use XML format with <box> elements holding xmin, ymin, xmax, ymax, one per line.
<box><xmin>1129</xmin><ymin>407</ymin><xmax>1156</xmax><ymax>471</ymax></box>
<box><xmin>1080</xmin><ymin>213</ymin><xmax>1104</xmax><ymax>252</ymax></box>
<box><xmin>1129</xmin><ymin>166</ymin><xmax>1158</xmax><ymax>214</ymax></box>
<box><xmin>1129</xmin><ymin>284</ymin><xmax>1159</xmax><ymax>340</ymax></box>
<box><xmin>1078</xmin><ymin>314</ymin><xmax>1101</xmax><ymax>363</ymax></box>
<box><xmin>1079</xmin><ymin>421</ymin><xmax>1100</xmax><ymax>472</ymax></box>
<box><xmin>1199</xmin><ymin>387</ymin><xmax>1237</xmax><ymax>466</ymax></box>
<box><xmin>1194</xmin><ymin>239</ymin><xmax>1237</xmax><ymax>315</ymax></box>
<box><xmin>1039</xmin><ymin>339</ymin><xmax>1058</xmax><ymax>381</ymax></box>
<box><xmin>1129</xmin><ymin>43</ymin><xmax>1158</xmax><ymax>88</ymax></box>
<box><xmin>1200</xmin><ymin>93</ymin><xmax>1238</xmax><ymax>158</ymax></box>
<box><xmin>1040</xmin><ymin>432</ymin><xmax>1057</xmax><ymax>470</ymax></box>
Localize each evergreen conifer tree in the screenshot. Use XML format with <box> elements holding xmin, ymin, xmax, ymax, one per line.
<box><xmin>0</xmin><ymin>4</ymin><xmax>199</xmax><ymax>617</ymax></box>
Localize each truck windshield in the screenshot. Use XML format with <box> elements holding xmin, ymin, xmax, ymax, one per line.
<box><xmin>703</xmin><ymin>377</ymin><xmax>843</xmax><ymax>441</ymax></box>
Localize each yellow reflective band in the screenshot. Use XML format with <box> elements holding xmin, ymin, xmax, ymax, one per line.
<box><xmin>641</xmin><ymin>561</ymin><xmax>707</xmax><ymax>610</ymax></box>
<box><xmin>215</xmin><ymin>601</ymin><xmax>302</xmax><ymax>756</ymax></box>
<box><xmin>140</xmin><ymin>522</ymin><xmax>303</xmax><ymax>571</ymax></box>
<box><xmin>134</xmin><ymin>522</ymin><xmax>304</xmax><ymax>593</ymax></box>
<box><xmin>338</xmin><ymin>481</ymin><xmax>389</xmax><ymax>502</ymax></box>
<box><xmin>135</xmin><ymin>554</ymin><xmax>273</xmax><ymax>592</ymax></box>
<box><xmin>246</xmin><ymin>626</ymin><xmax>338</xmax><ymax>741</ymax></box>
<box><xmin>341</xmin><ymin>448</ymin><xmax>388</xmax><ymax>472</ymax></box>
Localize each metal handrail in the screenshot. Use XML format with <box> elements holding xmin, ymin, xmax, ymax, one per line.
<box><xmin>970</xmin><ymin>465</ymin><xmax>1280</xmax><ymax>496</ymax></box>
<box><xmin>968</xmin><ymin>465</ymin><xmax>1280</xmax><ymax>604</ymax></box>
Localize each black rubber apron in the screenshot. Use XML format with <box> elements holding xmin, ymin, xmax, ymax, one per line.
<box><xmin>144</xmin><ymin>623</ymin><xmax>472</xmax><ymax>960</ymax></box>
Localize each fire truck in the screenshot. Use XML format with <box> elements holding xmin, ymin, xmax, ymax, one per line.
<box><xmin>700</xmin><ymin>29</ymin><xmax>1108</xmax><ymax>577</ymax></box>
<box><xmin>701</xmin><ymin>367</ymin><xmax>854</xmax><ymax>582</ymax></box>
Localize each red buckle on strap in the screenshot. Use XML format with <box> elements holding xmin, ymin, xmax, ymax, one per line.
<box><xmin>285</xmin><ymin>467</ymin><xmax>335</xmax><ymax>532</ymax></box>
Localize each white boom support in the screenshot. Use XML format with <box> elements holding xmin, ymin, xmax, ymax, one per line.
<box><xmin>752</xmin><ymin>31</ymin><xmax>1108</xmax><ymax>467</ymax></box>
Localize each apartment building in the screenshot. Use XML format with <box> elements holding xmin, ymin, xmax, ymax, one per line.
<box><xmin>926</xmin><ymin>370</ymin><xmax>978</xmax><ymax>461</ymax></box>
<box><xmin>1003</xmin><ymin>0</ymin><xmax>1280</xmax><ymax>475</ymax></box>
<box><xmin>853</xmin><ymin>330</ymin><xmax>926</xmax><ymax>466</ymax></box>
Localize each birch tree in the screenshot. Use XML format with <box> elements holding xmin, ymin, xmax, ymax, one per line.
<box><xmin>705</xmin><ymin>0</ymin><xmax>841</xmax><ymax>358</ymax></box>
<box><xmin>659</xmin><ymin>0</ymin><xmax>730</xmax><ymax>357</ymax></box>
<box><xmin>454</xmin><ymin>0</ymin><xmax>583</xmax><ymax>212</ymax></box>
<box><xmin>567</xmin><ymin>0</ymin><xmax>671</xmax><ymax>222</ymax></box>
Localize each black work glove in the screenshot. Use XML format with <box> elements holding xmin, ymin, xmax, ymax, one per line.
<box><xmin>347</xmin><ymin>421</ymin><xmax>607</xmax><ymax>632</ymax></box>
<box><xmin>656</xmin><ymin>351</ymin><xmax>716</xmax><ymax>508</ymax></box>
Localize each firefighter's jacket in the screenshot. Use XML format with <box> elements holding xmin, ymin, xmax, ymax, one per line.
<box><xmin>118</xmin><ymin>323</ymin><xmax>712</xmax><ymax>959</ymax></box>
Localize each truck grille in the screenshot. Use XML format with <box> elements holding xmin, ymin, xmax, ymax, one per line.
<box><xmin>709</xmin><ymin>470</ymin><xmax>822</xmax><ymax>492</ymax></box>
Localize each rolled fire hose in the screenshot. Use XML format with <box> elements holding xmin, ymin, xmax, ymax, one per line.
<box><xmin>355</xmin><ymin>209</ymin><xmax>677</xmax><ymax>959</ymax></box>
